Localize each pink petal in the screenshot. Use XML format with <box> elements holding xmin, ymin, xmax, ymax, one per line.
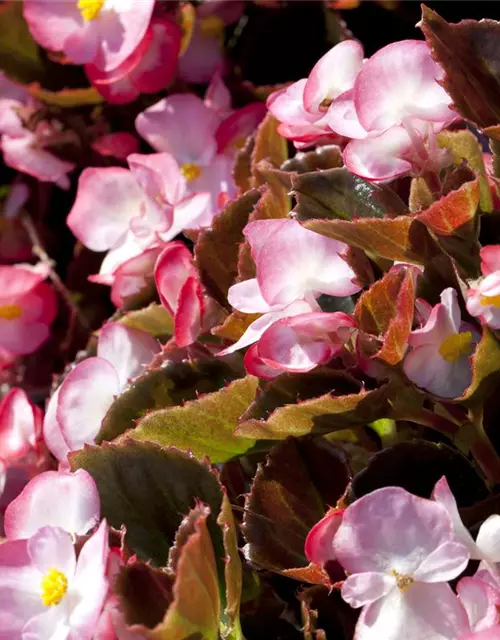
<box><xmin>174</xmin><ymin>277</ymin><xmax>203</xmax><ymax>347</ymax></box>
<box><xmin>154</xmin><ymin>242</ymin><xmax>197</xmax><ymax>314</ymax></box>
<box><xmin>57</xmin><ymin>358</ymin><xmax>120</xmax><ymax>453</ymax></box>
<box><xmin>333</xmin><ymin>486</ymin><xmax>457</xmax><ymax>576</ymax></box>
<box><xmin>109</xmin><ymin>246</ymin><xmax>162</xmax><ymax>309</ymax></box>
<box><xmin>67</xmin><ymin>167</ymin><xmax>144</xmax><ymax>252</ymax></box>
<box><xmin>1</xmin><ymin>133</ymin><xmax>75</xmax><ymax>189</ymax></box>
<box><xmin>28</xmin><ymin>525</ymin><xmax>76</xmax><ymax>577</ymax></box>
<box><xmin>205</xmin><ymin>71</ymin><xmax>232</xmax><ymax>117</ymax></box>
<box><xmin>70</xmin><ymin>520</ymin><xmax>110</xmax><ymax>638</ymax></box>
<box><xmin>3</xmin><ymin>182</ymin><xmax>29</xmax><ymax>220</ymax></box>
<box><xmin>91</xmin><ymin>133</ymin><xmax>139</xmax><ymax>161</ymax></box>
<box><xmin>128</xmin><ymin>152</ymin><xmax>186</xmax><ymax>211</ymax></box>
<box><xmin>343</xmin><ymin>126</ymin><xmax>414</xmax><ymax>182</ymax></box>
<box><xmin>457</xmin><ymin>577</ymin><xmax>500</xmax><ymax>632</ymax></box>
<box><xmin>135</xmin><ymin>94</ymin><xmax>219</xmax><ymax>165</ymax></box>
<box><xmin>243</xmin><ymin>344</ymin><xmax>282</xmax><ymax>380</ymax></box>
<box><xmin>4</xmin><ymin>469</ymin><xmax>100</xmax><ymax>539</ymax></box>
<box><xmin>413</xmin><ymin>541</ymin><xmax>469</xmax><ymax>582</ymax></box>
<box><xmin>177</xmin><ymin>24</ymin><xmax>226</xmax><ymax>84</ymax></box>
<box><xmin>305</xmin><ymin>509</ymin><xmax>344</xmax><ymax>566</ymax></box>
<box><xmin>23</xmin><ymin>1</ymin><xmax>83</xmax><ymax>58</ymax></box>
<box><xmin>354</xmin><ymin>40</ymin><xmax>455</xmax><ymax>132</ymax></box>
<box><xmin>480</xmin><ymin>245</ymin><xmax>500</xmax><ymax>276</ymax></box>
<box><xmin>0</xmin><ymin>388</ymin><xmax>37</xmax><ymax>462</ymax></box>
<box><xmin>97</xmin><ymin>322</ymin><xmax>159</xmax><ymax>389</ymax></box>
<box><xmin>476</xmin><ymin>515</ymin><xmax>500</xmax><ymax>564</ymax></box>
<box><xmin>42</xmin><ymin>387</ymin><xmax>70</xmax><ymax>463</ymax></box>
<box><xmin>0</xmin><ymin>319</ymin><xmax>51</xmax><ymax>356</ymax></box>
<box><xmin>227</xmin><ymin>278</ymin><xmax>272</xmax><ymax>314</ymax></box>
<box><xmin>354</xmin><ymin>582</ymin><xmax>469</xmax><ymax>640</ymax></box>
<box><xmin>267</xmin><ymin>80</ymin><xmax>319</xmax><ymax>126</ymax></box>
<box><xmin>459</xmin><ymin>628</ymin><xmax>500</xmax><ymax>640</ymax></box>
<box><xmin>164</xmin><ymin>191</ymin><xmax>212</xmax><ymax>238</ymax></box>
<box><xmin>304</xmin><ymin>40</ymin><xmax>364</xmax><ymax>114</ymax></box>
<box><xmin>342</xmin><ymin>572</ymin><xmax>395</xmax><ymax>608</ymax></box>
<box><xmin>186</xmin><ymin>154</ymin><xmax>236</xmax><ymax>225</ymax></box>
<box><xmin>324</xmin><ymin>89</ymin><xmax>369</xmax><ymax>139</ymax></box>
<box><xmin>216</xmin><ymin>103</ymin><xmax>267</xmax><ymax>155</ymax></box>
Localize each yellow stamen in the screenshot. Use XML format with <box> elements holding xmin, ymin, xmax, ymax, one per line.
<box><xmin>78</xmin><ymin>0</ymin><xmax>105</xmax><ymax>21</ymax></box>
<box><xmin>481</xmin><ymin>294</ymin><xmax>500</xmax><ymax>308</ymax></box>
<box><xmin>391</xmin><ymin>569</ymin><xmax>414</xmax><ymax>592</ymax></box>
<box><xmin>199</xmin><ymin>15</ymin><xmax>225</xmax><ymax>40</ymax></box>
<box><xmin>180</xmin><ymin>163</ymin><xmax>201</xmax><ymax>183</ymax></box>
<box><xmin>439</xmin><ymin>331</ymin><xmax>473</xmax><ymax>363</ymax></box>
<box><xmin>40</xmin><ymin>568</ymin><xmax>68</xmax><ymax>607</ymax></box>
<box><xmin>0</xmin><ymin>304</ymin><xmax>22</xmax><ymax>321</ymax></box>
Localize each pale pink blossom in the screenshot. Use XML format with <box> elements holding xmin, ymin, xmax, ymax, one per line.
<box><xmin>403</xmin><ymin>288</ymin><xmax>479</xmax><ymax>398</ymax></box>
<box><xmin>0</xmin><ymin>520</ymin><xmax>109</xmax><ymax>639</ymax></box>
<box><xmin>457</xmin><ymin>576</ymin><xmax>500</xmax><ymax>635</ymax></box>
<box><xmin>467</xmin><ymin>246</ymin><xmax>500</xmax><ymax>330</ymax></box>
<box><xmin>43</xmin><ymin>322</ymin><xmax>159</xmax><ymax>464</ymax></box>
<box><xmin>86</xmin><ymin>17</ymin><xmax>181</xmax><ymax>104</ymax></box>
<box><xmin>23</xmin><ymin>0</ymin><xmax>155</xmax><ymax>71</ymax></box>
<box><xmin>67</xmin><ymin>153</ymin><xmax>210</xmax><ymax>293</ymax></box>
<box><xmin>4</xmin><ymin>469</ymin><xmax>100</xmax><ymax>540</ymax></box>
<box><xmin>433</xmin><ymin>477</ymin><xmax>500</xmax><ymax>566</ymax></box>
<box><xmin>221</xmin><ymin>219</ymin><xmax>360</xmax><ymax>354</ymax></box>
<box><xmin>0</xmin><ymin>73</ymin><xmax>75</xmax><ymax>189</ymax></box>
<box><xmin>334</xmin><ymin>486</ymin><xmax>470</xmax><ymax>640</ymax></box>
<box><xmin>245</xmin><ymin>311</ymin><xmax>356</xmax><ymax>379</ymax></box>
<box><xmin>0</xmin><ymin>264</ymin><xmax>57</xmax><ymax>357</ymax></box>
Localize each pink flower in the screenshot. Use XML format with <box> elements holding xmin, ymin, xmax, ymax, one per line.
<box><xmin>305</xmin><ymin>508</ymin><xmax>344</xmax><ymax>568</ymax></box>
<box><xmin>221</xmin><ymin>219</ymin><xmax>360</xmax><ymax>354</ymax></box>
<box><xmin>67</xmin><ymin>153</ymin><xmax>210</xmax><ymax>290</ymax></box>
<box><xmin>467</xmin><ymin>246</ymin><xmax>500</xmax><ymax>330</ymax></box>
<box><xmin>155</xmin><ymin>242</ymin><xmax>219</xmax><ymax>347</ymax></box>
<box><xmin>43</xmin><ymin>322</ymin><xmax>159</xmax><ymax>464</ymax></box>
<box><xmin>245</xmin><ymin>311</ymin><xmax>356</xmax><ymax>379</ymax></box>
<box><xmin>403</xmin><ymin>288</ymin><xmax>479</xmax><ymax>398</ymax></box>
<box><xmin>91</xmin><ymin>132</ymin><xmax>139</xmax><ymax>161</ymax></box>
<box><xmin>4</xmin><ymin>469</ymin><xmax>100</xmax><ymax>540</ymax></box>
<box><xmin>136</xmin><ymin>92</ymin><xmax>237</xmax><ymax>222</ymax></box>
<box><xmin>457</xmin><ymin>576</ymin><xmax>500</xmax><ymax>635</ymax></box>
<box><xmin>0</xmin><ymin>264</ymin><xmax>57</xmax><ymax>357</ymax></box>
<box><xmin>334</xmin><ymin>486</ymin><xmax>470</xmax><ymax>640</ymax></box>
<box><xmin>86</xmin><ymin>17</ymin><xmax>181</xmax><ymax>105</ymax></box>
<box><xmin>433</xmin><ymin>477</ymin><xmax>500</xmax><ymax>566</ymax></box>
<box><xmin>0</xmin><ymin>520</ymin><xmax>109</xmax><ymax>638</ymax></box>
<box><xmin>0</xmin><ymin>73</ymin><xmax>75</xmax><ymax>189</ymax></box>
<box><xmin>23</xmin><ymin>0</ymin><xmax>155</xmax><ymax>71</ymax></box>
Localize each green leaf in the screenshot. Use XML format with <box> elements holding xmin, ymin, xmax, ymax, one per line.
<box><xmin>292</xmin><ymin>167</ymin><xmax>407</xmax><ymax>221</ymax></box>
<box><xmin>304</xmin><ymin>216</ymin><xmax>439</xmax><ymax>264</ymax></box>
<box><xmin>148</xmin><ymin>505</ymin><xmax>221</xmax><ymax>640</ymax></box>
<box><xmin>236</xmin><ymin>383</ymin><xmax>391</xmax><ymax>439</ymax></box>
<box><xmin>420</xmin><ymin>6</ymin><xmax>500</xmax><ymax>129</ymax></box>
<box><xmin>354</xmin><ymin>265</ymin><xmax>416</xmax><ymax>366</ymax></box>
<box><xmin>130</xmin><ymin>376</ymin><xmax>259</xmax><ymax>463</ymax></box>
<box><xmin>97</xmin><ymin>357</ymin><xmax>242</xmax><ymax>443</ymax></box>
<box><xmin>460</xmin><ymin>328</ymin><xmax>500</xmax><ymax>404</ymax></box>
<box><xmin>0</xmin><ymin>2</ymin><xmax>44</xmax><ymax>83</ymax></box>
<box><xmin>118</xmin><ymin>303</ymin><xmax>174</xmax><ymax>337</ymax></box>
<box><xmin>70</xmin><ymin>439</ymin><xmax>223</xmax><ymax>566</ymax></box>
<box><xmin>242</xmin><ymin>437</ymin><xmax>350</xmax><ymax>576</ymax></box>
<box><xmin>195</xmin><ymin>189</ymin><xmax>261</xmax><ymax>308</ymax></box>
<box><xmin>218</xmin><ymin>493</ymin><xmax>244</xmax><ymax>640</ymax></box>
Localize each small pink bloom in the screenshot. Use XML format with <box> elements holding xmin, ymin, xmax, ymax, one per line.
<box><xmin>23</xmin><ymin>0</ymin><xmax>155</xmax><ymax>71</ymax></box>
<box><xmin>4</xmin><ymin>469</ymin><xmax>100</xmax><ymax>540</ymax></box>
<box><xmin>92</xmin><ymin>132</ymin><xmax>139</xmax><ymax>161</ymax></box>
<box><xmin>0</xmin><ymin>264</ymin><xmax>57</xmax><ymax>357</ymax></box>
<box><xmin>0</xmin><ymin>520</ymin><xmax>109</xmax><ymax>639</ymax></box>
<box><xmin>305</xmin><ymin>508</ymin><xmax>344</xmax><ymax>567</ymax></box>
<box><xmin>467</xmin><ymin>246</ymin><xmax>500</xmax><ymax>330</ymax></box>
<box><xmin>43</xmin><ymin>323</ymin><xmax>159</xmax><ymax>463</ymax></box>
<box><xmin>433</xmin><ymin>476</ymin><xmax>500</xmax><ymax>566</ymax></box>
<box><xmin>221</xmin><ymin>219</ymin><xmax>360</xmax><ymax>354</ymax></box>
<box><xmin>403</xmin><ymin>288</ymin><xmax>479</xmax><ymax>398</ymax></box>
<box><xmin>155</xmin><ymin>242</ymin><xmax>216</xmax><ymax>347</ymax></box>
<box><xmin>457</xmin><ymin>576</ymin><xmax>500</xmax><ymax>634</ymax></box>
<box><xmin>86</xmin><ymin>17</ymin><xmax>181</xmax><ymax>105</ymax></box>
<box><xmin>245</xmin><ymin>311</ymin><xmax>356</xmax><ymax>378</ymax></box>
<box><xmin>334</xmin><ymin>486</ymin><xmax>470</xmax><ymax>640</ymax></box>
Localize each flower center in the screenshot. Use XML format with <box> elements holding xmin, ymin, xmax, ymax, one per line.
<box><xmin>439</xmin><ymin>331</ymin><xmax>473</xmax><ymax>363</ymax></box>
<box><xmin>40</xmin><ymin>568</ymin><xmax>68</xmax><ymax>607</ymax></box>
<box><xmin>180</xmin><ymin>163</ymin><xmax>201</xmax><ymax>182</ymax></box>
<box><xmin>199</xmin><ymin>15</ymin><xmax>225</xmax><ymax>40</ymax></box>
<box><xmin>78</xmin><ymin>0</ymin><xmax>105</xmax><ymax>21</ymax></box>
<box><xmin>480</xmin><ymin>294</ymin><xmax>500</xmax><ymax>308</ymax></box>
<box><xmin>0</xmin><ymin>304</ymin><xmax>22</xmax><ymax>320</ymax></box>
<box><xmin>391</xmin><ymin>569</ymin><xmax>414</xmax><ymax>592</ymax></box>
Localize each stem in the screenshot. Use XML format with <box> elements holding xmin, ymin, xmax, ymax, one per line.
<box><xmin>421</xmin><ymin>170</ymin><xmax>441</xmax><ymax>198</ymax></box>
<box><xmin>22</xmin><ymin>213</ymin><xmax>89</xmax><ymax>349</ymax></box>
<box><xmin>398</xmin><ymin>408</ymin><xmax>459</xmax><ymax>438</ymax></box>
<box><xmin>469</xmin><ymin>419</ymin><xmax>500</xmax><ymax>486</ymax></box>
